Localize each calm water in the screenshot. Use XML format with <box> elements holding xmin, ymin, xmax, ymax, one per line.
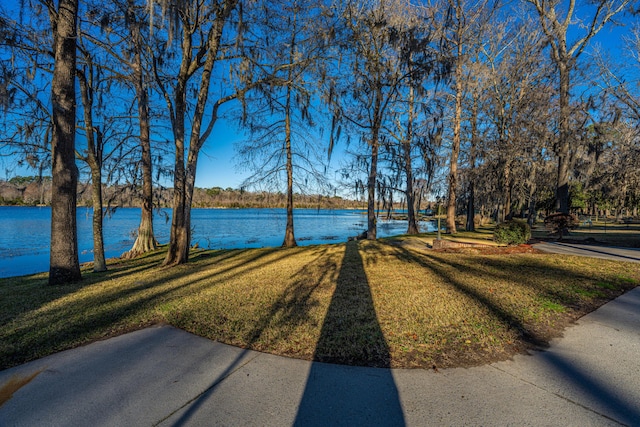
<box><xmin>0</xmin><ymin>206</ymin><xmax>435</xmax><ymax>278</ymax></box>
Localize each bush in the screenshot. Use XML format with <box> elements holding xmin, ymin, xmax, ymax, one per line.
<box><xmin>493</xmin><ymin>220</ymin><xmax>531</xmax><ymax>245</ymax></box>
<box><xmin>544</xmin><ymin>212</ymin><xmax>579</xmax><ymax>237</ymax></box>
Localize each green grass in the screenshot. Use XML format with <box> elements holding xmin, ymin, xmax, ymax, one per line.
<box><xmin>1</xmin><ymin>239</ymin><xmax>638</xmax><ymax>370</ymax></box>
<box><xmin>595</xmin><ymin>281</ymin><xmax>618</xmax><ymax>290</ymax></box>
<box><xmin>539</xmin><ymin>299</ymin><xmax>566</xmax><ymax>313</ymax></box>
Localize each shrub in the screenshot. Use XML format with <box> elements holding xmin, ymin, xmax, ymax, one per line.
<box><xmin>544</xmin><ymin>212</ymin><xmax>579</xmax><ymax>237</ymax></box>
<box><xmin>493</xmin><ymin>220</ymin><xmax>531</xmax><ymax>245</ymax></box>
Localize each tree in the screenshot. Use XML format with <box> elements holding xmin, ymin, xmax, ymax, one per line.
<box><xmin>592</xmin><ymin>26</ymin><xmax>640</xmax><ymax>215</ymax></box>
<box><xmin>330</xmin><ymin>0</ymin><xmax>414</xmax><ymax>240</ymax></box>
<box><xmin>73</xmin><ymin>0</ymin><xmax>167</xmax><ymax>261</ymax></box>
<box><xmin>154</xmin><ymin>0</ymin><xmax>242</xmax><ymax>266</ymax></box>
<box><xmin>236</xmin><ymin>0</ymin><xmax>332</xmax><ymax>247</ymax></box>
<box><xmin>3</xmin><ymin>1</ymin><xmax>118</xmax><ymax>275</ymax></box>
<box><xmin>118</xmin><ymin>0</ymin><xmax>159</xmax><ymax>258</ymax></box>
<box><xmin>526</xmin><ymin>0</ymin><xmax>632</xmax><ymax>214</ymax></box>
<box><xmin>75</xmin><ymin>10</ymin><xmax>140</xmax><ymax>270</ymax></box>
<box><xmin>0</xmin><ymin>7</ymin><xmax>54</xmax><ymax>206</ymax></box>
<box><xmin>399</xmin><ymin>85</ymin><xmax>421</xmax><ymax>234</ymax></box>
<box><xmin>596</xmin><ymin>25</ymin><xmax>640</xmax><ymax>123</ymax></box>
<box><xmin>46</xmin><ymin>0</ymin><xmax>82</xmax><ymax>284</ymax></box>
<box><xmin>441</xmin><ymin>0</ymin><xmax>495</xmax><ymax>233</ymax></box>
<box><xmin>384</xmin><ymin>7</ymin><xmax>444</xmax><ymax>235</ymax></box>
<box><xmin>76</xmin><ymin>47</ymin><xmax>107</xmax><ymax>272</ymax></box>
<box><xmin>463</xmin><ymin>72</ymin><xmax>482</xmax><ymax>231</ymax></box>
<box><xmin>482</xmin><ymin>17</ymin><xmax>550</xmax><ymax>222</ymax></box>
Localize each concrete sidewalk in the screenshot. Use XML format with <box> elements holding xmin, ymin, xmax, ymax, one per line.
<box><xmin>535</xmin><ymin>242</ymin><xmax>640</xmax><ymax>263</ymax></box>
<box><xmin>1</xmin><ymin>288</ymin><xmax>639</xmax><ymax>426</ymax></box>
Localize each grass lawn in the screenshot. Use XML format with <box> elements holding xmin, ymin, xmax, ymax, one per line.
<box><xmin>1</xmin><ymin>231</ymin><xmax>638</xmax><ymax>371</ymax></box>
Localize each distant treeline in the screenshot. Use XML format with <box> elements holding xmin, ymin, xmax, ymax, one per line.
<box><xmin>193</xmin><ymin>187</ymin><xmax>363</xmax><ymax>209</ymax></box>
<box><xmin>0</xmin><ymin>177</ymin><xmax>362</xmax><ymax>209</ymax></box>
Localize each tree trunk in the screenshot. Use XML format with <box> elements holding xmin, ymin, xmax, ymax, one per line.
<box><xmin>78</xmin><ymin>65</ymin><xmax>106</xmax><ymax>272</ymax></box>
<box><xmin>366</xmin><ymin>85</ymin><xmax>383</xmax><ymax>241</ymax></box>
<box><xmin>447</xmin><ymin>23</ymin><xmax>463</xmax><ymax>234</ymax></box>
<box><xmin>367</xmin><ymin>138</ymin><xmax>378</xmax><ymax>240</ymax></box>
<box><xmin>466</xmin><ymin>96</ymin><xmax>478</xmax><ymax>232</ymax></box>
<box><xmin>89</xmin><ymin>165</ymin><xmax>106</xmax><ymax>272</ymax></box>
<box><xmin>126</xmin><ymin>108</ymin><xmax>156</xmax><ymax>257</ymax></box>
<box><xmin>446</xmin><ymin>83</ymin><xmax>462</xmax><ymax>233</ymax></box>
<box><xmin>556</xmin><ymin>60</ymin><xmax>571</xmax><ymax>214</ymax></box>
<box><xmin>404</xmin><ymin>86</ymin><xmax>419</xmax><ymax>235</ymax></box>
<box><xmin>48</xmin><ymin>0</ymin><xmax>81</xmax><ymax>285</ymax></box>
<box><xmin>503</xmin><ymin>160</ymin><xmax>511</xmax><ymax>221</ymax></box>
<box><xmin>165</xmin><ymin>147</ymin><xmax>195</xmax><ymax>266</ymax></box>
<box><xmin>164</xmin><ymin>130</ymin><xmax>189</xmax><ymax>265</ymax></box>
<box><xmin>466</xmin><ymin>182</ymin><xmax>475</xmax><ymax>231</ymax></box>
<box><xmin>163</xmin><ymin>100</ymin><xmax>188</xmax><ymax>265</ymax></box>
<box><xmin>283</xmin><ymin>83</ymin><xmax>297</xmax><ymax>247</ymax></box>
<box><xmin>124</xmin><ymin>13</ymin><xmax>157</xmax><ymax>259</ymax></box>
<box><xmin>385</xmin><ymin>187</ymin><xmax>393</xmax><ymax>220</ymax></box>
<box><xmin>527</xmin><ymin>163</ymin><xmax>537</xmax><ymax>226</ymax></box>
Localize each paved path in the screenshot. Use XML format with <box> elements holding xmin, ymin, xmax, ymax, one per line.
<box><xmin>534</xmin><ymin>242</ymin><xmax>640</xmax><ymax>263</ymax></box>
<box><xmin>1</xmin><ymin>284</ymin><xmax>639</xmax><ymax>426</ymax></box>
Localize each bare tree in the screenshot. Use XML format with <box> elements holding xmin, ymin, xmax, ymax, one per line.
<box><xmin>76</xmin><ymin>53</ymin><xmax>107</xmax><ymax>272</ymax></box>
<box><xmin>153</xmin><ymin>0</ymin><xmax>242</xmax><ymax>266</ymax></box>
<box><xmin>78</xmin><ymin>0</ymin><xmax>167</xmax><ymax>259</ymax></box>
<box><xmin>385</xmin><ymin>7</ymin><xmax>444</xmax><ymax>235</ymax></box>
<box><xmin>330</xmin><ymin>0</ymin><xmax>418</xmax><ymax>240</ymax></box>
<box><xmin>596</xmin><ymin>25</ymin><xmax>640</xmax><ymax>123</ymax></box>
<box><xmin>592</xmin><ymin>31</ymin><xmax>640</xmax><ymax>214</ymax></box>
<box><xmin>482</xmin><ymin>17</ymin><xmax>550</xmax><ymax>222</ymax></box>
<box><xmin>400</xmin><ymin>85</ymin><xmax>421</xmax><ymax>234</ymax></box>
<box><xmin>119</xmin><ymin>0</ymin><xmax>159</xmax><ymax>258</ymax></box>
<box><xmin>75</xmin><ymin>33</ymin><xmax>135</xmax><ymax>271</ymax></box>
<box><xmin>440</xmin><ymin>0</ymin><xmax>496</xmax><ymax>233</ymax></box>
<box><xmin>526</xmin><ymin>0</ymin><xmax>632</xmax><ymax>214</ymax></box>
<box><xmin>463</xmin><ymin>66</ymin><xmax>483</xmax><ymax>231</ymax></box>
<box><xmin>236</xmin><ymin>0</ymin><xmax>333</xmax><ymax>247</ymax></box>
<box><xmin>2</xmin><ymin>2</ymin><xmax>144</xmax><ymax>274</ymax></box>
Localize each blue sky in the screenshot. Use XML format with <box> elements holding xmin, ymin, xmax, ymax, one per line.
<box><xmin>195</xmin><ymin>120</ymin><xmax>249</xmax><ymax>190</ymax></box>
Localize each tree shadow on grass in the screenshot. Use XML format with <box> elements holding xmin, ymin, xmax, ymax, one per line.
<box><xmin>385</xmin><ymin>243</ymin><xmax>640</xmax><ymax>423</ymax></box>
<box><xmin>0</xmin><ymin>247</ymin><xmax>292</xmax><ymax>369</ymax></box>
<box><xmin>167</xmin><ymin>246</ymin><xmax>339</xmax><ymax>426</ymax></box>
<box><xmin>425</xmin><ymin>251</ymin><xmax>638</xmax><ymax>316</ymax></box>
<box><xmin>385</xmin><ymin>244</ymin><xmax>603</xmax><ymax>349</ymax></box>
<box><xmin>393</xmin><ymin>246</ymin><xmax>549</xmax><ymax>348</ymax></box>
<box><xmin>169</xmin><ymin>243</ymin><xmax>405</xmax><ymax>426</ymax></box>
<box><xmin>293</xmin><ymin>241</ymin><xmax>405</xmax><ymax>426</ymax></box>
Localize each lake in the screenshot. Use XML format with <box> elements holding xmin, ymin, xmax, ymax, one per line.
<box><xmin>0</xmin><ymin>206</ymin><xmax>435</xmax><ymax>278</ymax></box>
